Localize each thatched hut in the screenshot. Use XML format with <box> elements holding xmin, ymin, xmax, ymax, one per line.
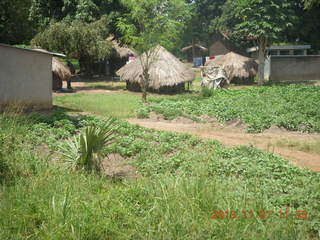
<box><xmin>205</xmin><ymin>52</ymin><xmax>257</xmax><ymax>84</ymax></box>
<box><xmin>103</xmin><ymin>35</ymin><xmax>136</xmax><ymax>77</ymax></box>
<box><xmin>52</xmin><ymin>57</ymin><xmax>72</xmax><ymax>90</ymax></box>
<box><xmin>117</xmin><ymin>46</ymin><xmax>195</xmax><ymax>93</ymax></box>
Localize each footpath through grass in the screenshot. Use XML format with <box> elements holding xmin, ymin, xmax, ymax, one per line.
<box><xmin>0</xmin><ymin>108</ymin><xmax>319</xmax><ymax>239</ymax></box>
<box><xmin>139</xmin><ymin>84</ymin><xmax>320</xmax><ymax>133</ymax></box>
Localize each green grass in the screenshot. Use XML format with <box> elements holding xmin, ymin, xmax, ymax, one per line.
<box><xmin>53</xmin><ymin>89</ymin><xmax>178</xmax><ymax>119</ymax></box>
<box><xmin>0</xmin><ymin>108</ymin><xmax>319</xmax><ymax>239</ymax></box>
<box><xmin>54</xmin><ymin>93</ymin><xmax>141</xmax><ymax>118</ymax></box>
<box><xmin>274</xmin><ymin>139</ymin><xmax>320</xmax><ymax>155</ymax></box>
<box><xmin>140</xmin><ymin>84</ymin><xmax>320</xmax><ymax>133</ymax></box>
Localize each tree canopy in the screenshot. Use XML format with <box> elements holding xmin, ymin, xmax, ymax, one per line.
<box><xmin>216</xmin><ymin>0</ymin><xmax>296</xmax><ymax>83</ymax></box>
<box><xmin>32</xmin><ymin>16</ymin><xmax>112</xmax><ymax>74</ymax></box>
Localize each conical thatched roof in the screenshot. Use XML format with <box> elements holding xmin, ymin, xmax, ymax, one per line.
<box><xmin>116</xmin><ymin>46</ymin><xmax>195</xmax><ymax>90</ymax></box>
<box><xmin>205</xmin><ymin>52</ymin><xmax>257</xmax><ymax>79</ymax></box>
<box><xmin>52</xmin><ymin>57</ymin><xmax>72</xmax><ymax>81</ymax></box>
<box><xmin>107</xmin><ymin>35</ymin><xmax>136</xmax><ymax>58</ymax></box>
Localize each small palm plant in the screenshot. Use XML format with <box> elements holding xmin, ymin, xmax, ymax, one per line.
<box><xmin>59</xmin><ymin>117</ymin><xmax>117</xmax><ymax>172</ymax></box>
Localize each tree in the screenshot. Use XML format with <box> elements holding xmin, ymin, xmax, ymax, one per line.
<box><xmin>0</xmin><ymin>0</ymin><xmax>36</xmax><ymax>44</ymax></box>
<box><xmin>29</xmin><ymin>0</ymin><xmax>125</xmax><ymax>31</ymax></box>
<box><xmin>32</xmin><ymin>16</ymin><xmax>112</xmax><ymax>75</ymax></box>
<box><xmin>220</xmin><ymin>0</ymin><xmax>295</xmax><ymax>84</ymax></box>
<box><xmin>183</xmin><ymin>0</ymin><xmax>227</xmax><ymax>43</ymax></box>
<box><xmin>282</xmin><ymin>1</ymin><xmax>320</xmax><ymax>51</ymax></box>
<box><xmin>117</xmin><ymin>0</ymin><xmax>191</xmax><ymax>102</ymax></box>
<box><xmin>303</xmin><ymin>0</ymin><xmax>320</xmax><ymax>9</ymax></box>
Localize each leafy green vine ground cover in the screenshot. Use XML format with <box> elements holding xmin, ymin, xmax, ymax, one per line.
<box><xmin>0</xmin><ymin>108</ymin><xmax>319</xmax><ymax>239</ymax></box>
<box><xmin>139</xmin><ymin>84</ymin><xmax>320</xmax><ymax>133</ymax></box>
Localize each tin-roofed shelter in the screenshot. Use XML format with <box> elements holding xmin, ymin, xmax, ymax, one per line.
<box><xmin>246</xmin><ymin>45</ymin><xmax>311</xmax><ymax>58</ymax></box>
<box><xmin>0</xmin><ymin>44</ymin><xmax>65</xmax><ymax>110</ymax></box>
<box><xmin>181</xmin><ymin>44</ymin><xmax>208</xmax><ymax>62</ymax></box>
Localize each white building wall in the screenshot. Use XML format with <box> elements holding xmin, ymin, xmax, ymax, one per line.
<box><xmin>0</xmin><ymin>45</ymin><xmax>52</xmax><ymax>109</ymax></box>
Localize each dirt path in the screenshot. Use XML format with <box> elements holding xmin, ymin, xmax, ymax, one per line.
<box><xmin>128</xmin><ymin>117</ymin><xmax>320</xmax><ymax>172</ymax></box>
<box><xmin>53</xmin><ymin>82</ymin><xmax>122</xmax><ymax>96</ymax></box>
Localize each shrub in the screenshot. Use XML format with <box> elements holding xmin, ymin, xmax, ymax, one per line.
<box><xmin>59</xmin><ymin>117</ymin><xmax>118</xmax><ymax>172</ymax></box>
<box><xmin>200</xmin><ymin>87</ymin><xmax>215</xmax><ymax>97</ymax></box>
<box><xmin>136</xmin><ymin>105</ymin><xmax>150</xmax><ymax>118</ymax></box>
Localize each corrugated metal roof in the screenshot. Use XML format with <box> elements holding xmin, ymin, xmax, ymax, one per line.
<box><xmin>0</xmin><ymin>43</ymin><xmax>66</xmax><ymax>57</ymax></box>
<box><xmin>247</xmin><ymin>45</ymin><xmax>311</xmax><ymax>53</ymax></box>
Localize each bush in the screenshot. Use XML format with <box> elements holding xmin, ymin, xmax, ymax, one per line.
<box><xmin>59</xmin><ymin>117</ymin><xmax>118</xmax><ymax>172</ymax></box>
<box><xmin>201</xmin><ymin>87</ymin><xmax>215</xmax><ymax>97</ymax></box>
<box><xmin>136</xmin><ymin>105</ymin><xmax>150</xmax><ymax>118</ymax></box>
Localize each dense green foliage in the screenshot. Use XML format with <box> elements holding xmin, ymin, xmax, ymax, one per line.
<box><xmin>0</xmin><ymin>0</ymin><xmax>36</xmax><ymax>44</ymax></box>
<box><xmin>117</xmin><ymin>0</ymin><xmax>191</xmax><ymax>53</ymax></box>
<box><xmin>303</xmin><ymin>0</ymin><xmax>320</xmax><ymax>8</ymax></box>
<box><xmin>32</xmin><ymin>17</ymin><xmax>112</xmax><ymax>74</ymax></box>
<box><xmin>0</xmin><ymin>109</ymin><xmax>319</xmax><ymax>239</ymax></box>
<box><xmin>219</xmin><ymin>0</ymin><xmax>295</xmax><ymax>83</ymax></box>
<box><xmin>29</xmin><ymin>0</ymin><xmax>123</xmax><ymax>30</ymax></box>
<box><xmin>140</xmin><ymin>84</ymin><xmax>320</xmax><ymax>133</ymax></box>
<box><xmin>182</xmin><ymin>0</ymin><xmax>226</xmax><ymax>45</ymax></box>
<box><xmin>1</xmin><ymin>0</ymin><xmax>320</xmax><ymax>54</ymax></box>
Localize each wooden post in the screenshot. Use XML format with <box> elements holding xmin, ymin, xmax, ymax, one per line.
<box><xmin>192</xmin><ymin>39</ymin><xmax>196</xmax><ymax>61</ymax></box>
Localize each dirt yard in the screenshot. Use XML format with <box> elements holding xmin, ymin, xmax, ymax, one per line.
<box><xmin>129</xmin><ymin>115</ymin><xmax>320</xmax><ymax>172</ymax></box>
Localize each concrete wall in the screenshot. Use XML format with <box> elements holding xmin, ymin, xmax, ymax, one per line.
<box><xmin>269</xmin><ymin>56</ymin><xmax>320</xmax><ymax>81</ymax></box>
<box><xmin>0</xmin><ymin>46</ymin><xmax>52</xmax><ymax>109</ymax></box>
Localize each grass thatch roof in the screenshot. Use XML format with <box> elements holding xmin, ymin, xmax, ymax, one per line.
<box><xmin>107</xmin><ymin>35</ymin><xmax>136</xmax><ymax>58</ymax></box>
<box><xmin>181</xmin><ymin>44</ymin><xmax>208</xmax><ymax>53</ymax></box>
<box><xmin>52</xmin><ymin>57</ymin><xmax>72</xmax><ymax>81</ymax></box>
<box><xmin>205</xmin><ymin>52</ymin><xmax>258</xmax><ymax>79</ymax></box>
<box><xmin>116</xmin><ymin>46</ymin><xmax>195</xmax><ymax>90</ymax></box>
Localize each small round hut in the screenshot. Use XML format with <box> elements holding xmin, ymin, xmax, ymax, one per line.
<box><xmin>104</xmin><ymin>35</ymin><xmax>137</xmax><ymax>77</ymax></box>
<box><xmin>116</xmin><ymin>46</ymin><xmax>195</xmax><ymax>93</ymax></box>
<box><xmin>52</xmin><ymin>57</ymin><xmax>72</xmax><ymax>90</ymax></box>
<box><xmin>205</xmin><ymin>52</ymin><xmax>258</xmax><ymax>84</ymax></box>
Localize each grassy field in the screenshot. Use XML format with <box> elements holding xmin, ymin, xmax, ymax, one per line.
<box><xmin>0</xmin><ymin>107</ymin><xmax>320</xmax><ymax>239</ymax></box>
<box><xmin>54</xmin><ymin>93</ymin><xmax>141</xmax><ymax>118</ymax></box>
<box><xmin>140</xmin><ymin>84</ymin><xmax>320</xmax><ymax>133</ymax></box>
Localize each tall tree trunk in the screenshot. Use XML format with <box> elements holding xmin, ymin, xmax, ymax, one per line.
<box><xmin>258</xmin><ymin>39</ymin><xmax>267</xmax><ymax>85</ymax></box>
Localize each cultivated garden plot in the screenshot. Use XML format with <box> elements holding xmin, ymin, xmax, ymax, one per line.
<box><xmin>0</xmin><ymin>108</ymin><xmax>320</xmax><ymax>239</ymax></box>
